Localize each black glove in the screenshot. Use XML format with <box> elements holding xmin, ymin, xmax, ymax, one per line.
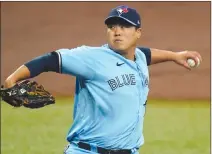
<box><xmin>0</xmin><ymin>80</ymin><xmax>55</xmax><ymax>109</ymax></box>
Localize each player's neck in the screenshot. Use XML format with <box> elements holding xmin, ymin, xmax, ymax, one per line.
<box><xmin>120</xmin><ymin>47</ymin><xmax>136</xmax><ymax>61</ymax></box>
<box><xmin>108</xmin><ymin>44</ymin><xmax>136</xmax><ymax>61</ymax></box>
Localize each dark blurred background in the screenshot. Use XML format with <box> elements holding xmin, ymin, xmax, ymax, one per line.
<box><xmin>1</xmin><ymin>2</ymin><xmax>210</xmax><ymax>100</ymax></box>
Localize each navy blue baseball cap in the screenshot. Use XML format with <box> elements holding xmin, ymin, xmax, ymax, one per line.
<box><xmin>105</xmin><ymin>5</ymin><xmax>141</xmax><ymax>28</ymax></box>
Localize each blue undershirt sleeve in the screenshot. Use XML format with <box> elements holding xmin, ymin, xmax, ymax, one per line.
<box><xmin>138</xmin><ymin>47</ymin><xmax>151</xmax><ymax>66</ymax></box>
<box><xmin>24</xmin><ymin>51</ymin><xmax>59</xmax><ymax>78</ymax></box>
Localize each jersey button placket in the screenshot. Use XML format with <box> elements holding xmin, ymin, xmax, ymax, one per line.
<box><xmin>135</xmin><ymin>63</ymin><xmax>143</xmax><ymax>116</ymax></box>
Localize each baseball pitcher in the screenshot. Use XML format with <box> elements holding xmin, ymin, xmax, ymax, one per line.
<box><xmin>1</xmin><ymin>5</ymin><xmax>202</xmax><ymax>154</ymax></box>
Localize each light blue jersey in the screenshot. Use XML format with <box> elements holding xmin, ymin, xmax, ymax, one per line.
<box><xmin>56</xmin><ymin>44</ymin><xmax>149</xmax><ymax>150</ymax></box>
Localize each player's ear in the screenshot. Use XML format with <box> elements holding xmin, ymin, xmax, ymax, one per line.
<box><xmin>136</xmin><ymin>27</ymin><xmax>142</xmax><ymax>39</ymax></box>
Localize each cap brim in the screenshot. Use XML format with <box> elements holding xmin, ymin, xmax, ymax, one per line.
<box><xmin>104</xmin><ymin>16</ymin><xmax>137</xmax><ymax>26</ymax></box>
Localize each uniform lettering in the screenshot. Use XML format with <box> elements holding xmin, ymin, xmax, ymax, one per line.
<box><xmin>129</xmin><ymin>74</ymin><xmax>136</xmax><ymax>85</ymax></box>
<box><xmin>122</xmin><ymin>74</ymin><xmax>130</xmax><ymax>85</ymax></box>
<box><xmin>108</xmin><ymin>74</ymin><xmax>136</xmax><ymax>91</ymax></box>
<box><xmin>107</xmin><ymin>79</ymin><xmax>118</xmax><ymax>91</ymax></box>
<box><xmin>115</xmin><ymin>76</ymin><xmax>124</xmax><ymax>88</ymax></box>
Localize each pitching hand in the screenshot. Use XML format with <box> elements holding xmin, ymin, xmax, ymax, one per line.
<box><xmin>174</xmin><ymin>51</ymin><xmax>202</xmax><ymax>70</ymax></box>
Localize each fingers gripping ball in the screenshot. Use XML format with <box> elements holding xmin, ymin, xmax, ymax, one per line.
<box><xmin>0</xmin><ymin>80</ymin><xmax>55</xmax><ymax>109</ymax></box>
<box><xmin>187</xmin><ymin>58</ymin><xmax>200</xmax><ymax>68</ymax></box>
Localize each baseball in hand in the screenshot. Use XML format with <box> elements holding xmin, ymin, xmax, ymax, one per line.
<box><xmin>187</xmin><ymin>58</ymin><xmax>200</xmax><ymax>68</ymax></box>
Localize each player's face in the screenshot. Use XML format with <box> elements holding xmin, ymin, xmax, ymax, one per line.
<box><xmin>106</xmin><ymin>20</ymin><xmax>141</xmax><ymax>53</ymax></box>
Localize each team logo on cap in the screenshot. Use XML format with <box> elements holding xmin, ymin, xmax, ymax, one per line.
<box><xmin>117</xmin><ymin>7</ymin><xmax>129</xmax><ymax>16</ymax></box>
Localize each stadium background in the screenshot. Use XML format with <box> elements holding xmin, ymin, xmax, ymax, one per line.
<box><xmin>1</xmin><ymin>2</ymin><xmax>210</xmax><ymax>100</ymax></box>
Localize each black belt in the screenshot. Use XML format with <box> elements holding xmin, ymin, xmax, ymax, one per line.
<box><xmin>77</xmin><ymin>142</ymin><xmax>131</xmax><ymax>154</ymax></box>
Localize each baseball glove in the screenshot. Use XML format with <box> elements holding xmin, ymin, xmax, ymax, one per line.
<box><xmin>0</xmin><ymin>80</ymin><xmax>55</xmax><ymax>109</ymax></box>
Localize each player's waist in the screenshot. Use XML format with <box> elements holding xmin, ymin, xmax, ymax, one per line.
<box><xmin>76</xmin><ymin>141</ymin><xmax>137</xmax><ymax>154</ymax></box>
<box><xmin>67</xmin><ymin>122</ymin><xmax>144</xmax><ymax>149</ymax></box>
<box><xmin>67</xmin><ymin>130</ymin><xmax>143</xmax><ymax>150</ymax></box>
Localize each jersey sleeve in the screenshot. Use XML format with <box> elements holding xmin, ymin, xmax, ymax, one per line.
<box><xmin>138</xmin><ymin>47</ymin><xmax>151</xmax><ymax>66</ymax></box>
<box><xmin>55</xmin><ymin>46</ymin><xmax>96</xmax><ymax>80</ymax></box>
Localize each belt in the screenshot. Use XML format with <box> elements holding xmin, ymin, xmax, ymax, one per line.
<box><xmin>77</xmin><ymin>142</ymin><xmax>131</xmax><ymax>154</ymax></box>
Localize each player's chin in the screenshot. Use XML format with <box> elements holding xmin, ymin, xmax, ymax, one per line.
<box><xmin>111</xmin><ymin>45</ymin><xmax>127</xmax><ymax>52</ymax></box>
